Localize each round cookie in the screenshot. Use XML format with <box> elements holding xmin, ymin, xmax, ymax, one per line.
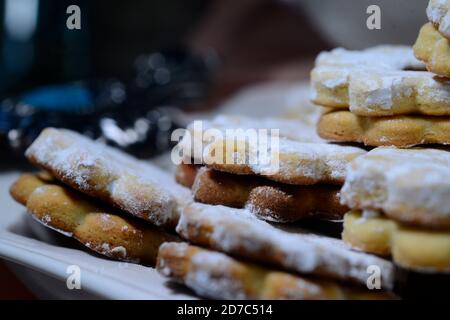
<box><xmin>311</xmin><ymin>46</ymin><xmax>450</xmax><ymax>116</ymax></box>
<box><xmin>317</xmin><ymin>110</ymin><xmax>450</xmax><ymax>147</ymax></box>
<box><xmin>427</xmin><ymin>0</ymin><xmax>450</xmax><ymax>39</ymax></box>
<box><xmin>414</xmin><ymin>23</ymin><xmax>450</xmax><ymax>78</ymax></box>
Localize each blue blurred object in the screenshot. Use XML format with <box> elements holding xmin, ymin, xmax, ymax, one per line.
<box><xmin>0</xmin><ymin>47</ymin><xmax>216</xmax><ymax>161</ymax></box>
<box><xmin>0</xmin><ymin>0</ymin><xmax>91</xmax><ymax>96</ymax></box>
<box><xmin>19</xmin><ymin>84</ymin><xmax>94</xmax><ymax>112</ymax></box>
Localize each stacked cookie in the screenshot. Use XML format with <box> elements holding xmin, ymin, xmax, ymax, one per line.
<box><xmin>158</xmin><ymin>203</ymin><xmax>395</xmax><ymax>299</ymax></box>
<box><xmin>174</xmin><ymin>115</ymin><xmax>365</xmax><ymax>223</ymax></box>
<box><xmin>12</xmin><ymin>128</ymin><xmax>396</xmax><ymax>299</ymax></box>
<box><xmin>10</xmin><ymin>128</ymin><xmax>191</xmax><ymax>265</ymax></box>
<box><xmin>340</xmin><ymin>147</ymin><xmax>450</xmax><ymax>274</ymax></box>
<box><xmin>415</xmin><ymin>0</ymin><xmax>450</xmax><ymax>78</ymax></box>
<box><xmin>310</xmin><ymin>0</ymin><xmax>450</xmax><ymax>282</ymax></box>
<box><xmin>311</xmin><ymin>45</ymin><xmax>450</xmax><ymax>147</ymax></box>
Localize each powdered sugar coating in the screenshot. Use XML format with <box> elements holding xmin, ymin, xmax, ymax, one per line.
<box><xmin>341</xmin><ymin>147</ymin><xmax>450</xmax><ymax>228</ymax></box>
<box><xmin>176</xmin><ymin>114</ymin><xmax>325</xmax><ymax>164</ymax></box>
<box><xmin>312</xmin><ymin>46</ymin><xmax>450</xmax><ymax>116</ymax></box>
<box><xmin>203</xmin><ymin>136</ymin><xmax>366</xmax><ymax>185</ymax></box>
<box><xmin>177</xmin><ymin>114</ymin><xmax>365</xmax><ymax>184</ymax></box>
<box><xmin>176</xmin><ymin>203</ymin><xmax>395</xmax><ymax>290</ymax></box>
<box><xmin>427</xmin><ymin>0</ymin><xmax>450</xmax><ymax>39</ymax></box>
<box><xmin>186</xmin><ymin>250</ymin><xmax>250</xmax><ymax>300</ymax></box>
<box><xmin>25</xmin><ymin>128</ymin><xmax>191</xmax><ymax>227</ymax></box>
<box><xmin>353</xmin><ymin>72</ymin><xmax>450</xmax><ymax>115</ymax></box>
<box><xmin>158</xmin><ymin>242</ymin><xmax>346</xmax><ymax>300</ymax></box>
<box><xmin>315</xmin><ymin>46</ymin><xmax>424</xmax><ymax>69</ymax></box>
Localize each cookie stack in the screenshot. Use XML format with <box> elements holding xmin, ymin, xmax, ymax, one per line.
<box><xmin>11</xmin><ymin>128</ymin><xmax>396</xmax><ymax>300</ymax></box>
<box><xmin>415</xmin><ymin>0</ymin><xmax>450</xmax><ymax>78</ymax></box>
<box><xmin>10</xmin><ymin>128</ymin><xmax>189</xmax><ymax>265</ymax></box>
<box><xmin>311</xmin><ymin>45</ymin><xmax>450</xmax><ymax>147</ymax></box>
<box><xmin>340</xmin><ymin>147</ymin><xmax>450</xmax><ymax>276</ymax></box>
<box><xmin>175</xmin><ymin>115</ymin><xmax>364</xmax><ymax>223</ymax></box>
<box><xmin>8</xmin><ymin>0</ymin><xmax>449</xmax><ymax>300</ymax></box>
<box><xmin>309</xmin><ymin>0</ymin><xmax>450</xmax><ymax>289</ymax></box>
<box><xmin>158</xmin><ymin>202</ymin><xmax>395</xmax><ymax>300</ymax></box>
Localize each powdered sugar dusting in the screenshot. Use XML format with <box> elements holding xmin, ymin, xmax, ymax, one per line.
<box><xmin>349</xmin><ymin>70</ymin><xmax>450</xmax><ymax>114</ymax></box>
<box><xmin>341</xmin><ymin>147</ymin><xmax>450</xmax><ymax>221</ymax></box>
<box><xmin>26</xmin><ymin>128</ymin><xmax>192</xmax><ymax>227</ymax></box>
<box><xmin>202</xmin><ymin>136</ymin><xmax>365</xmax><ymax>184</ymax></box>
<box><xmin>186</xmin><ymin>250</ymin><xmax>248</xmax><ymax>300</ymax></box>
<box><xmin>176</xmin><ymin>203</ymin><xmax>395</xmax><ymax>290</ymax></box>
<box><xmin>312</xmin><ymin>45</ymin><xmax>450</xmax><ymax>115</ymax></box>
<box><xmin>159</xmin><ymin>242</ymin><xmax>335</xmax><ymax>299</ymax></box>
<box><xmin>203</xmin><ymin>115</ymin><xmax>324</xmax><ymax>143</ymax></box>
<box><xmin>427</xmin><ymin>0</ymin><xmax>450</xmax><ymax>39</ymax></box>
<box><xmin>315</xmin><ymin>45</ymin><xmax>424</xmax><ymax>70</ymax></box>
<box><xmin>177</xmin><ymin>115</ymin><xmax>325</xmax><ymax>165</ymax></box>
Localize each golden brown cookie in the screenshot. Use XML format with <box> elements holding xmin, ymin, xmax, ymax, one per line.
<box><xmin>317</xmin><ymin>110</ymin><xmax>450</xmax><ymax>147</ymax></box>
<box><xmin>185</xmin><ymin>165</ymin><xmax>347</xmax><ymax>222</ymax></box>
<box><xmin>25</xmin><ymin>128</ymin><xmax>192</xmax><ymax>228</ymax></box>
<box><xmin>414</xmin><ymin>23</ymin><xmax>450</xmax><ymax>78</ymax></box>
<box><xmin>157</xmin><ymin>242</ymin><xmax>394</xmax><ymax>300</ymax></box>
<box><xmin>343</xmin><ymin>211</ymin><xmax>450</xmax><ymax>273</ymax></box>
<box><xmin>176</xmin><ymin>203</ymin><xmax>395</xmax><ymax>290</ymax></box>
<box><xmin>175</xmin><ymin>163</ymin><xmax>199</xmax><ymax>188</ymax></box>
<box><xmin>10</xmin><ymin>174</ymin><xmax>178</xmax><ymax>265</ymax></box>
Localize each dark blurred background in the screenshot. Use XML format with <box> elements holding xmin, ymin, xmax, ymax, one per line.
<box><xmin>0</xmin><ymin>0</ymin><xmax>332</xmax><ymax>163</ymax></box>
<box><xmin>0</xmin><ymin>0</ymin><xmax>328</xmax><ymax>98</ymax></box>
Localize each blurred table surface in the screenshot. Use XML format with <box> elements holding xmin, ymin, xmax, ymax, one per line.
<box><xmin>0</xmin><ymin>261</ymin><xmax>35</xmax><ymax>299</ymax></box>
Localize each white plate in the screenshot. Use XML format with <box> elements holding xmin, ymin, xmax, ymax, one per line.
<box><xmin>0</xmin><ymin>171</ymin><xmax>197</xmax><ymax>299</ymax></box>
<box><xmin>0</xmin><ymin>82</ymin><xmax>312</xmax><ymax>299</ymax></box>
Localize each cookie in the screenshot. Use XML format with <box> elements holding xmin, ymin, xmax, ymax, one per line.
<box><xmin>312</xmin><ymin>46</ymin><xmax>450</xmax><ymax>116</ymax></box>
<box><xmin>176</xmin><ymin>203</ymin><xmax>395</xmax><ymax>290</ymax></box>
<box><xmin>317</xmin><ymin>110</ymin><xmax>450</xmax><ymax>147</ymax></box>
<box><xmin>157</xmin><ymin>242</ymin><xmax>394</xmax><ymax>300</ymax></box>
<box><xmin>25</xmin><ymin>128</ymin><xmax>192</xmax><ymax>228</ymax></box>
<box><xmin>175</xmin><ymin>163</ymin><xmax>199</xmax><ymax>188</ymax></box>
<box><xmin>340</xmin><ymin>147</ymin><xmax>450</xmax><ymax>229</ymax></box>
<box><xmin>10</xmin><ymin>174</ymin><xmax>178</xmax><ymax>265</ymax></box>
<box><xmin>427</xmin><ymin>0</ymin><xmax>450</xmax><ymax>39</ymax></box>
<box><xmin>184</xmin><ymin>165</ymin><xmax>347</xmax><ymax>222</ymax></box>
<box><xmin>177</xmin><ymin>115</ymin><xmax>325</xmax><ymax>161</ymax></box>
<box><xmin>414</xmin><ymin>23</ymin><xmax>450</xmax><ymax>78</ymax></box>
<box><xmin>201</xmin><ymin>136</ymin><xmax>365</xmax><ymax>185</ymax></box>
<box><xmin>343</xmin><ymin>211</ymin><xmax>450</xmax><ymax>273</ymax></box>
